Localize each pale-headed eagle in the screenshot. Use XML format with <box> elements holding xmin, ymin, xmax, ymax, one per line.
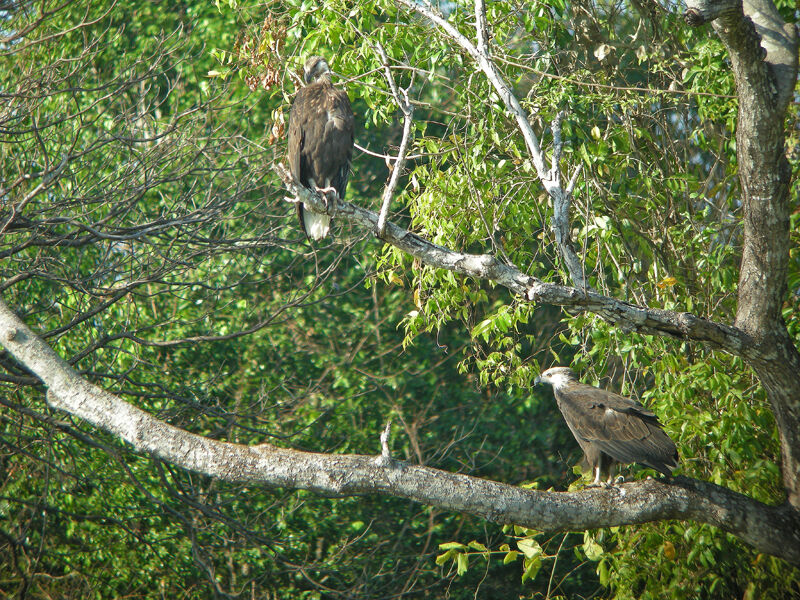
<box><xmin>535</xmin><ymin>366</ymin><xmax>679</xmax><ymax>486</ymax></box>
<box><xmin>287</xmin><ymin>56</ymin><xmax>354</xmax><ymax>241</ymax></box>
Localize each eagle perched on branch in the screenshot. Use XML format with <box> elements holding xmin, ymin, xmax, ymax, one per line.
<box><xmin>535</xmin><ymin>366</ymin><xmax>679</xmax><ymax>486</ymax></box>
<box><xmin>287</xmin><ymin>56</ymin><xmax>354</xmax><ymax>241</ymax></box>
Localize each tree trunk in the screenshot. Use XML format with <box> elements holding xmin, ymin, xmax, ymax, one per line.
<box><xmin>684</xmin><ymin>0</ymin><xmax>800</xmax><ymax>507</ymax></box>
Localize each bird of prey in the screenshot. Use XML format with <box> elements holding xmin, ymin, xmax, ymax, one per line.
<box><xmin>534</xmin><ymin>366</ymin><xmax>679</xmax><ymax>486</ymax></box>
<box><xmin>287</xmin><ymin>56</ymin><xmax>354</xmax><ymax>241</ymax></box>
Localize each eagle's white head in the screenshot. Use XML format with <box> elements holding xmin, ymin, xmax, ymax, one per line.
<box><xmin>303</xmin><ymin>56</ymin><xmax>332</xmax><ymax>85</ymax></box>
<box><xmin>534</xmin><ymin>366</ymin><xmax>577</xmax><ymax>391</ymax></box>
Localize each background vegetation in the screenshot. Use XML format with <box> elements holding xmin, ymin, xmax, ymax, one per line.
<box><xmin>1</xmin><ymin>0</ymin><xmax>798</xmax><ymax>598</ymax></box>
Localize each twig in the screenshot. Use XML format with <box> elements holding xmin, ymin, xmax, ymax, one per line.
<box><xmin>0</xmin><ymin>154</ymin><xmax>69</xmax><ymax>236</ymax></box>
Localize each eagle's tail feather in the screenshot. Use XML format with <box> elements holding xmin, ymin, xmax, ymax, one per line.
<box><xmin>302</xmin><ymin>207</ymin><xmax>331</xmax><ymax>241</ymax></box>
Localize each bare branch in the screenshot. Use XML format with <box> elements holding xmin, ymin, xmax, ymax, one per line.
<box><xmin>375</xmin><ymin>418</ymin><xmax>393</xmax><ymax>466</ymax></box>
<box><xmin>550</xmin><ymin>188</ymin><xmax>593</xmax><ymax>292</ymax></box>
<box><xmin>550</xmin><ymin>110</ymin><xmax>566</xmax><ymax>183</ymax></box>
<box><xmin>565</xmin><ymin>165</ymin><xmax>582</xmax><ymax>197</ymax></box>
<box><xmin>474</xmin><ymin>0</ymin><xmax>490</xmax><ymax>57</ymax></box>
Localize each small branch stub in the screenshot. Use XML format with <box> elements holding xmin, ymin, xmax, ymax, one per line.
<box><xmin>375</xmin><ymin>418</ymin><xmax>393</xmax><ymax>466</ymax></box>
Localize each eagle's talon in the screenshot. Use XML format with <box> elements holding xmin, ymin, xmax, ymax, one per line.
<box><xmin>315</xmin><ymin>187</ymin><xmax>340</xmax><ymax>213</ymax></box>
<box><xmin>586</xmin><ymin>480</ymin><xmax>614</xmax><ymax>490</ymax></box>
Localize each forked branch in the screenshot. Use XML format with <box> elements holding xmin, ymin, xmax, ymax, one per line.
<box><xmin>394</xmin><ymin>0</ymin><xmax>590</xmax><ymax>291</ymax></box>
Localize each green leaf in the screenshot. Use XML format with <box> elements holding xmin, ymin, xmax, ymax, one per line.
<box><xmin>468</xmin><ymin>540</ymin><xmax>488</xmax><ymax>552</ymax></box>
<box><xmin>583</xmin><ymin>537</ymin><xmax>604</xmax><ymax>561</ymax></box>
<box><xmin>456</xmin><ymin>552</ymin><xmax>469</xmax><ymax>576</ymax></box>
<box><xmin>517</xmin><ymin>538</ymin><xmax>542</xmax><ymax>559</ymax></box>
<box><xmin>521</xmin><ymin>556</ymin><xmax>542</xmax><ymax>583</ymax></box>
<box><xmin>438</xmin><ymin>541</ymin><xmax>467</xmax><ymax>551</ymax></box>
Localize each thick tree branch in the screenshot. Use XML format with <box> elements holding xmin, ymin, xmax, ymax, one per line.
<box><xmin>743</xmin><ymin>0</ymin><xmax>799</xmax><ymax>110</ymax></box>
<box><xmin>685</xmin><ymin>0</ymin><xmax>797</xmax><ymax>110</ymax></box>
<box><xmin>1</xmin><ymin>296</ymin><xmax>798</xmax><ymax>565</ymax></box>
<box><xmin>474</xmin><ymin>0</ymin><xmax>490</xmax><ymax>57</ymax></box>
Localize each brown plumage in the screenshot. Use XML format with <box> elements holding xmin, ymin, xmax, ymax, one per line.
<box><xmin>535</xmin><ymin>366</ymin><xmax>679</xmax><ymax>486</ymax></box>
<box><xmin>287</xmin><ymin>56</ymin><xmax>354</xmax><ymax>241</ymax></box>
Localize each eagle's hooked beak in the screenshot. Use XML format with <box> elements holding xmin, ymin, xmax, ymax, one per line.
<box><xmin>533</xmin><ymin>375</ymin><xmax>542</xmax><ymax>386</ymax></box>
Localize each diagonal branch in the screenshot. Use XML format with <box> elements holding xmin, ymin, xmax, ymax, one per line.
<box><xmin>274</xmin><ymin>163</ymin><xmax>753</xmax><ymax>356</ymax></box>
<box><xmin>395</xmin><ymin>0</ymin><xmax>547</xmax><ymax>180</ymax></box>
<box><xmin>0</xmin><ymin>297</ymin><xmax>797</xmax><ymax>565</ymax></box>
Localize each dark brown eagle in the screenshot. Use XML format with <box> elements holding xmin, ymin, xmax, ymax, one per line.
<box><xmin>535</xmin><ymin>366</ymin><xmax>679</xmax><ymax>486</ymax></box>
<box><xmin>287</xmin><ymin>56</ymin><xmax>354</xmax><ymax>241</ymax></box>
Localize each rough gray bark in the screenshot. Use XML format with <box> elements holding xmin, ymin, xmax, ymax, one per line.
<box><xmin>1</xmin><ymin>297</ymin><xmax>798</xmax><ymax>565</ymax></box>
